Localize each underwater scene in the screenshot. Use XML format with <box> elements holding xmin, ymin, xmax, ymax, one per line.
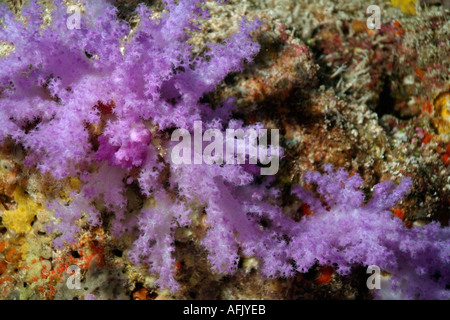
<box><xmin>0</xmin><ymin>0</ymin><xmax>449</xmax><ymax>300</ymax></box>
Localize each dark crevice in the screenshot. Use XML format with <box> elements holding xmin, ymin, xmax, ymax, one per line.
<box><xmin>375</xmin><ymin>79</ymin><xmax>396</xmax><ymax>119</ymax></box>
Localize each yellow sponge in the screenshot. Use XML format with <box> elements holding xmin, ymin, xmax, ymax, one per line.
<box><xmin>2</xmin><ymin>187</ymin><xmax>41</xmax><ymax>234</ymax></box>
<box><xmin>390</xmin><ymin>0</ymin><xmax>417</xmax><ymax>14</ymax></box>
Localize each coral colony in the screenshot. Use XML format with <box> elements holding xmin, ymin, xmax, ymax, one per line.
<box><xmin>0</xmin><ymin>0</ymin><xmax>448</xmax><ymax>300</ymax></box>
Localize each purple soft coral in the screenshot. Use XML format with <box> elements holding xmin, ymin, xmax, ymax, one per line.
<box><xmin>1</xmin><ymin>0</ymin><xmax>263</xmax><ymax>291</ymax></box>
<box><xmin>0</xmin><ymin>0</ymin><xmax>260</xmax><ymax>178</ymax></box>
<box><xmin>291</xmin><ymin>165</ymin><xmax>450</xmax><ymax>299</ymax></box>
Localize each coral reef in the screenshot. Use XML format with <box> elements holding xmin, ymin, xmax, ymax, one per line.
<box><xmin>0</xmin><ymin>0</ymin><xmax>449</xmax><ymax>300</ymax></box>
